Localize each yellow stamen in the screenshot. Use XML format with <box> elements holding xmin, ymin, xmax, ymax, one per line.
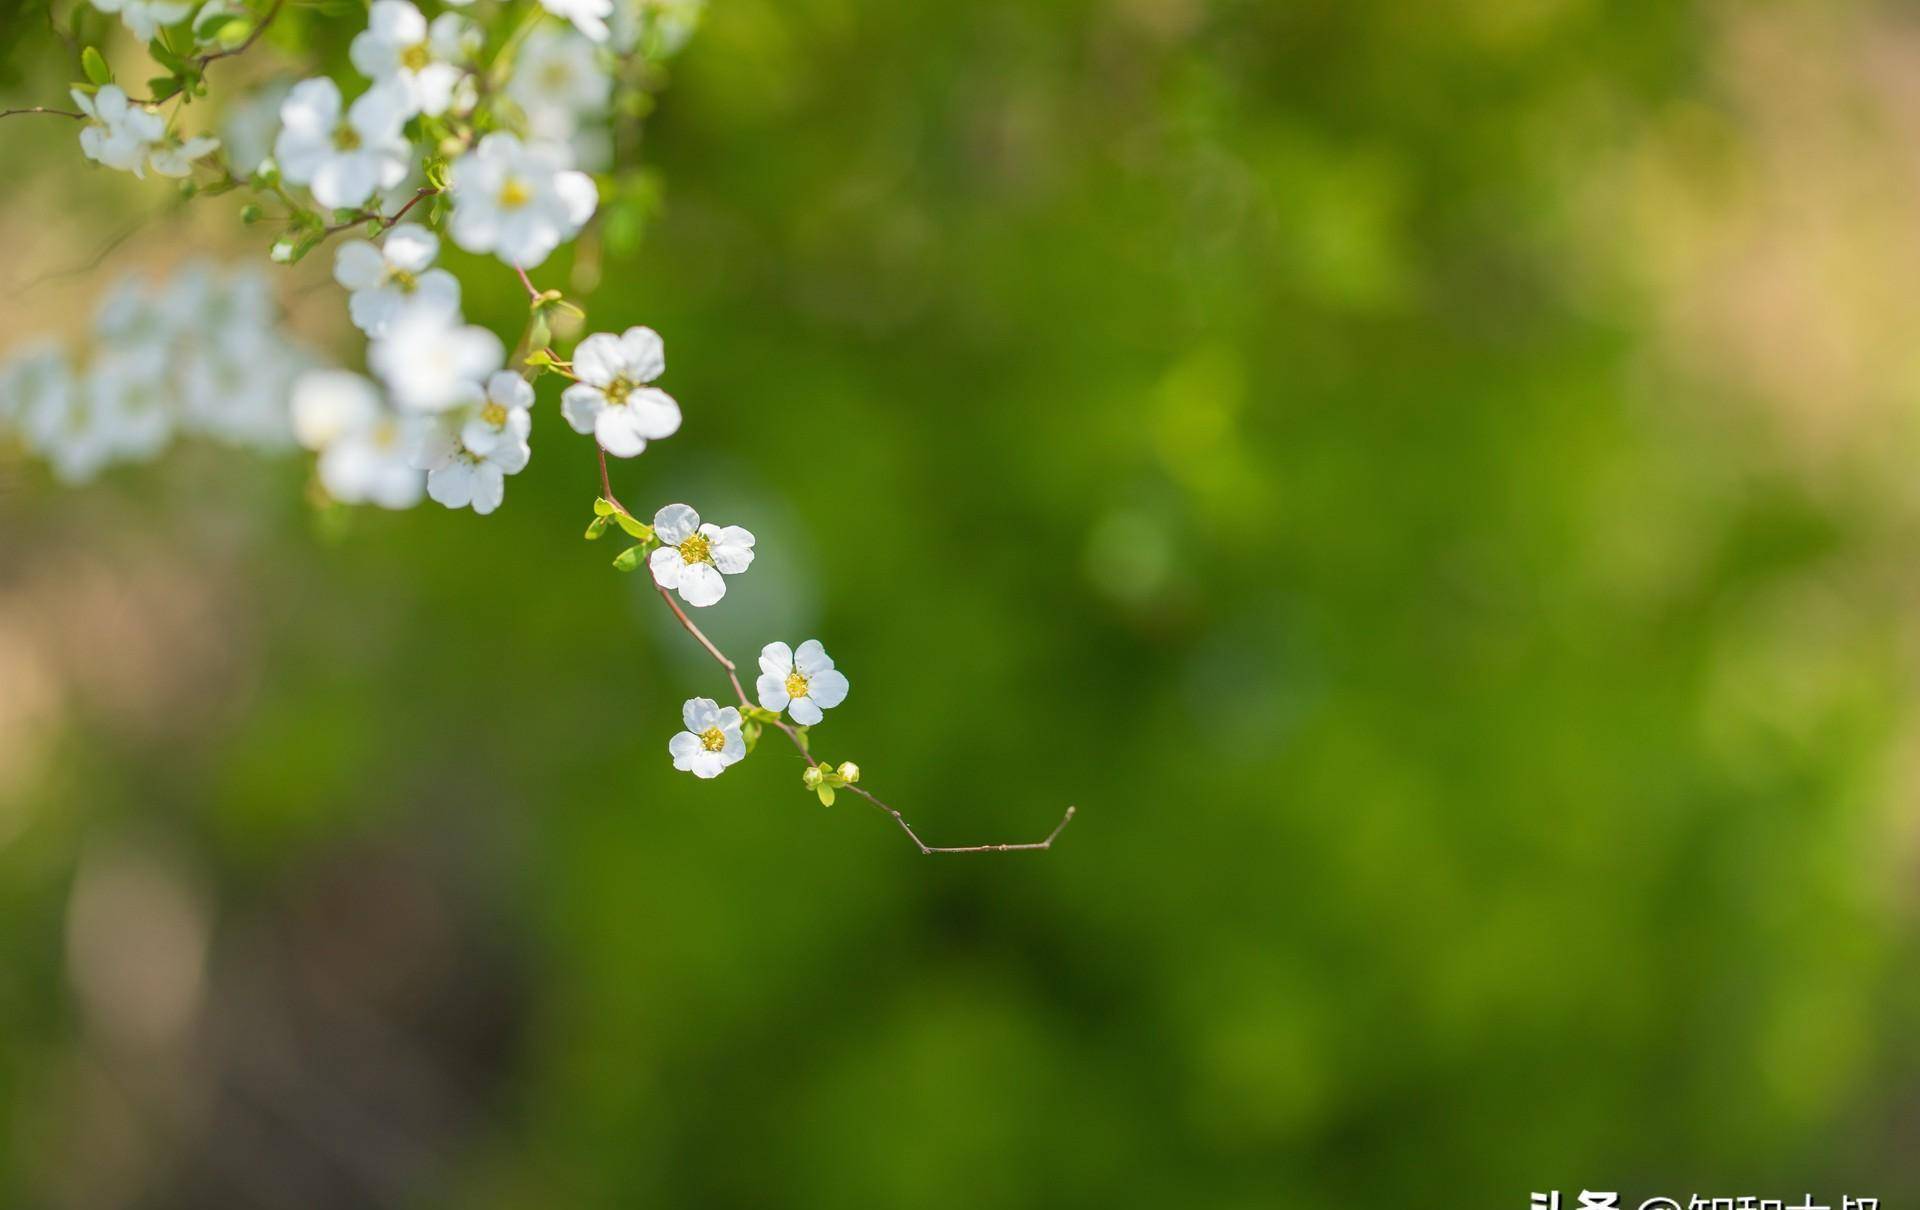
<box><xmin>480</xmin><ymin>401</ymin><xmax>507</xmax><ymax>427</ymax></box>
<box><xmin>390</xmin><ymin>268</ymin><xmax>418</xmax><ymax>292</ymax></box>
<box><xmin>332</xmin><ymin>125</ymin><xmax>362</xmax><ymax>151</ymax></box>
<box><xmin>400</xmin><ymin>42</ymin><xmax>431</xmax><ymax>71</ymax></box>
<box><xmin>698</xmin><ymin>726</ymin><xmax>726</xmax><ymax>752</ymax></box>
<box><xmin>678</xmin><ymin>533</ymin><xmax>711</xmax><ymax>565</ymax></box>
<box><xmin>497</xmin><ymin>177</ymin><xmax>532</xmax><ymax>209</ymax></box>
<box><xmin>784</xmin><ymin>672</ymin><xmax>809</xmax><ymax>700</ymax></box>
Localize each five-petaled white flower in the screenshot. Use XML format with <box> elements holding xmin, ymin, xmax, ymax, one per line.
<box><xmin>333</xmin><ymin>223</ymin><xmax>462</xmax><ymax>337</ymax></box>
<box><xmin>350</xmin><ymin>0</ymin><xmax>478</xmax><ymax>117</ymax></box>
<box><xmin>367</xmin><ymin>298</ymin><xmax>505</xmax><ymax>412</ymax></box>
<box><xmin>74</xmin><ymin>85</ymin><xmax>218</xmax><ymax>179</ymax></box>
<box><xmin>507</xmin><ymin>27</ymin><xmax>610</xmax><ymax>146</ymax></box>
<box><xmin>88</xmin><ymin>0</ymin><xmax>190</xmax><ymax>40</ymax></box>
<box><xmin>408</xmin><ymin>370</ymin><xmax>534</xmax><ymax>514</ymax></box>
<box><xmin>755</xmin><ymin>640</ymin><xmax>850</xmax><ymax>726</ymax></box>
<box><xmin>647</xmin><ymin>502</ymin><xmax>753</xmax><ymax>607</ymax></box>
<box><xmin>560</xmin><ymin>325</ymin><xmax>679</xmax><ymax>458</ymax></box>
<box><xmin>292</xmin><ymin>369</ymin><xmax>424</xmax><ymax>509</ymax></box>
<box><xmin>447</xmin><ymin>132</ymin><xmax>597</xmax><ymax>268</ymax></box>
<box><xmin>539</xmin><ymin>0</ymin><xmax>612</xmax><ymax>42</ymax></box>
<box><xmin>668</xmin><ymin>697</ymin><xmax>745</xmax><ymax>778</ymax></box>
<box><xmin>274</xmin><ymin>77</ymin><xmax>411</xmax><ymax>210</ymax></box>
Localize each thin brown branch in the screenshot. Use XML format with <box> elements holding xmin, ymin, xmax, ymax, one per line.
<box><xmin>589</xmin><ymin>441</ymin><xmax>1074</xmax><ymax>855</ymax></box>
<box><xmin>198</xmin><ymin>0</ymin><xmax>285</xmax><ymax>66</ymax></box>
<box><xmin>322</xmin><ymin>187</ymin><xmax>439</xmax><ymax>236</ymax></box>
<box><xmin>0</xmin><ymin>106</ymin><xmax>85</xmax><ymax>119</ymax></box>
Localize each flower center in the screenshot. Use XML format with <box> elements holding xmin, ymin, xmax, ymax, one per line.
<box><xmin>333</xmin><ymin>125</ymin><xmax>361</xmax><ymax>151</ymax></box>
<box><xmin>542</xmin><ymin>63</ymin><xmax>572</xmax><ymax>90</ymax></box>
<box><xmin>698</xmin><ymin>726</ymin><xmax>726</xmax><ymax>752</ymax></box>
<box><xmin>604</xmin><ymin>377</ymin><xmax>633</xmax><ymax>405</ymax></box>
<box><xmin>497</xmin><ymin>176</ymin><xmax>532</xmax><ymax>209</ymax></box>
<box><xmin>400</xmin><ymin>42</ymin><xmax>431</xmax><ymax>71</ymax></box>
<box><xmin>784</xmin><ymin>672</ymin><xmax>809</xmax><ymax>700</ymax></box>
<box><xmin>677</xmin><ymin>533</ymin><xmax>711</xmax><ymax>565</ymax></box>
<box><xmin>389</xmin><ymin>268</ymin><xmax>418</xmax><ymax>292</ymax></box>
<box><xmin>480</xmin><ymin>401</ymin><xmax>507</xmax><ymax>426</ymax></box>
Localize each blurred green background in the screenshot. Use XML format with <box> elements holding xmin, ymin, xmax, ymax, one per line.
<box><xmin>7</xmin><ymin>0</ymin><xmax>1920</xmax><ymax>1205</ymax></box>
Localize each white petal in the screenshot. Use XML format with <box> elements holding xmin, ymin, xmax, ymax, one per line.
<box><xmin>668</xmin><ymin>730</ymin><xmax>703</xmax><ymax>770</ymax></box>
<box><xmin>555</xmin><ymin>169</ymin><xmax>598</xmax><ymax>225</ymax></box>
<box><xmin>683</xmin><ymin>697</ymin><xmax>720</xmax><ymax>731</ymax></box>
<box><xmin>794</xmin><ymin>639</ymin><xmax>832</xmax><ymax>676</ymax></box>
<box><xmin>594</xmin><ymin>406</ymin><xmax>647</xmax><ymax>457</ymax></box>
<box><xmin>468</xmin><ymin>462</ymin><xmax>505</xmax><ymax>513</ymax></box>
<box><xmin>755</xmin><ymin>674</ymin><xmax>790</xmax><ymax>713</ymax></box>
<box><xmin>625</xmin><ymin>387</ymin><xmax>681</xmax><ymax>440</ymax></box>
<box><xmin>427</xmin><ymin>460</ymin><xmax>475</xmax><ymax>508</ymax></box>
<box><xmin>688</xmin><ymin>750</ymin><xmax>728</xmax><ymax>778</ymax></box>
<box><xmin>758</xmin><ymin>642</ymin><xmax>794</xmax><ymax>679</ymax></box>
<box><xmin>648</xmin><ymin>545</ymin><xmax>682</xmax><ymax>588</ymax></box>
<box><xmin>570</xmin><ymin>331</ymin><xmax>625</xmax><ymax>386</ymax></box>
<box><xmin>487</xmin><ymin>370</ymin><xmax>534</xmax><ymax>409</ymax></box>
<box><xmin>652</xmin><ymin>502</ymin><xmax>699</xmax><ymax>542</ymax></box>
<box><xmin>560</xmin><ymin>384</ymin><xmax>604</xmax><ymax>433</ymax></box>
<box><xmin>806</xmin><ymin>668</ymin><xmax>849</xmax><ymax>710</ymax></box>
<box><xmin>312</xmin><ymin>152</ymin><xmax>378</xmax><ymax>209</ymax></box>
<box><xmin>788</xmin><ymin>697</ymin><xmax>823</xmax><ymax>726</ymax></box>
<box><xmin>367</xmin><ymin>0</ymin><xmax>426</xmax><ymax>43</ymax></box>
<box><xmin>617</xmin><ymin>326</ymin><xmax>665</xmax><ymax>382</ymax></box>
<box><xmin>709</xmin><ymin>526</ymin><xmax>756</xmax><ymax>574</ymax></box>
<box><xmin>677</xmin><ymin>562</ymin><xmax>725</xmax><ymax>607</ymax></box>
<box><xmin>334</xmin><ymin>240</ymin><xmax>387</xmax><ymax>290</ymax></box>
<box><xmin>347</xmin><ymin>286</ymin><xmax>403</xmax><ymax>337</ymax></box>
<box><xmin>413</xmin><ymin>268</ymin><xmax>462</xmax><ymax>315</ymax></box>
<box><xmin>382</xmin><ymin>222</ymin><xmax>438</xmax><ymax>272</ymax></box>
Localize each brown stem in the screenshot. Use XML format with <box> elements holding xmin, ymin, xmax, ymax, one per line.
<box><xmin>199</xmin><ymin>0</ymin><xmax>285</xmax><ymax>66</ymax></box>
<box><xmin>321</xmin><ymin>187</ymin><xmax>439</xmax><ymax>236</ymax></box>
<box><xmin>590</xmin><ymin>444</ymin><xmax>1074</xmax><ymax>856</ymax></box>
<box><xmin>0</xmin><ymin>106</ymin><xmax>85</xmax><ymax>119</ymax></box>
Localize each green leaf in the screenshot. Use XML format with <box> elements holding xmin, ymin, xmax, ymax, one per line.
<box><xmin>611</xmin><ymin>545</ymin><xmax>643</xmax><ymax>572</ymax></box>
<box><xmin>81</xmin><ymin>46</ymin><xmax>111</xmax><ymax>85</ymax></box>
<box><xmin>148</xmin><ymin>39</ymin><xmax>185</xmax><ymax>71</ymax></box>
<box><xmin>614</xmin><ymin>513</ymin><xmax>651</xmax><ymax>541</ymax></box>
<box><xmin>742</xmin><ymin>720</ymin><xmax>762</xmax><ymax>754</ymax></box>
<box><xmin>584</xmin><ymin>515</ymin><xmax>611</xmax><ymax>541</ymax></box>
<box><xmin>593</xmin><ymin>498</ymin><xmax>615</xmax><ymax>517</ymax></box>
<box><xmin>147</xmin><ymin>76</ymin><xmax>182</xmax><ymax>102</ymax></box>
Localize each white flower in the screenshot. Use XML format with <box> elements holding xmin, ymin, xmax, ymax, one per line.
<box><xmin>87</xmin><ymin>0</ymin><xmax>190</xmax><ymax>41</ymax></box>
<box><xmin>539</xmin><ymin>0</ymin><xmax>612</xmax><ymax>43</ymax></box>
<box><xmin>447</xmin><ymin>132</ymin><xmax>596</xmax><ymax>268</ymax></box>
<box><xmin>274</xmin><ymin>77</ymin><xmax>411</xmax><ymax>210</ymax></box>
<box><xmin>408</xmin><ymin>370</ymin><xmax>533</xmax><ymax>514</ymax></box>
<box><xmin>350</xmin><ymin>1</ymin><xmax>478</xmax><ymax>118</ymax></box>
<box><xmin>147</xmin><ymin>131</ymin><xmax>220</xmax><ymax>177</ymax></box>
<box><xmin>367</xmin><ymin>297</ymin><xmax>505</xmax><ymax>412</ymax></box>
<box><xmin>507</xmin><ymin>27</ymin><xmax>610</xmax><ymax>140</ymax></box>
<box><xmin>668</xmin><ymin>697</ymin><xmax>745</xmax><ymax>778</ymax></box>
<box><xmin>292</xmin><ymin>369</ymin><xmax>424</xmax><ymax>508</ymax></box>
<box><xmin>85</xmin><ymin>354</ymin><xmax>176</xmax><ymax>462</ymax></box>
<box><xmin>755</xmin><ymin>641</ymin><xmax>850</xmax><ymax>726</ymax></box>
<box><xmin>333</xmin><ymin>223</ymin><xmax>462</xmax><ymax>337</ymax></box>
<box><xmin>611</xmin><ymin>0</ymin><xmax>703</xmax><ymax>56</ymax></box>
<box><xmin>73</xmin><ymin>86</ymin><xmax>162</xmax><ymax>177</ymax></box>
<box><xmin>559</xmin><ymin>325</ymin><xmax>679</xmax><ymax>457</ymax></box>
<box><xmin>647</xmin><ymin>502</ymin><xmax>753</xmax><ymax>608</ymax></box>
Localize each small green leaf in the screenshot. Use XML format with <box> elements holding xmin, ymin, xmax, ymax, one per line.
<box><xmin>611</xmin><ymin>545</ymin><xmax>643</xmax><ymax>571</ymax></box>
<box><xmin>81</xmin><ymin>46</ymin><xmax>111</xmax><ymax>85</ymax></box>
<box><xmin>614</xmin><ymin>513</ymin><xmax>651</xmax><ymax>541</ymax></box>
<box><xmin>147</xmin><ymin>76</ymin><xmax>181</xmax><ymax>102</ymax></box>
<box><xmin>584</xmin><ymin>515</ymin><xmax>611</xmax><ymax>541</ymax></box>
<box><xmin>148</xmin><ymin>39</ymin><xmax>185</xmax><ymax>71</ymax></box>
<box><xmin>592</xmin><ymin>498</ymin><xmax>615</xmax><ymax>517</ymax></box>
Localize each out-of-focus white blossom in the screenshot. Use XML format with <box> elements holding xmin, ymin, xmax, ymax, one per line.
<box><xmin>610</xmin><ymin>0</ymin><xmax>703</xmax><ymax>56</ymax></box>
<box><xmin>333</xmin><ymin>223</ymin><xmax>462</xmax><ymax>338</ymax></box>
<box><xmin>538</xmin><ymin>0</ymin><xmax>612</xmax><ymax>43</ymax></box>
<box><xmin>74</xmin><ymin>86</ymin><xmax>218</xmax><ymax>179</ymax></box>
<box><xmin>447</xmin><ymin>132</ymin><xmax>596</xmax><ymax>267</ymax></box>
<box><xmin>507</xmin><ymin>27</ymin><xmax>609</xmax><ymax>162</ymax></box>
<box><xmin>274</xmin><ymin>77</ymin><xmax>411</xmax><ymax>210</ymax></box>
<box><xmin>87</xmin><ymin>0</ymin><xmax>190</xmax><ymax>41</ymax></box>
<box><xmin>292</xmin><ymin>369</ymin><xmax>424</xmax><ymax>508</ymax></box>
<box><xmin>560</xmin><ymin>325</ymin><xmax>679</xmax><ymax>458</ymax></box>
<box><xmin>367</xmin><ymin>297</ymin><xmax>505</xmax><ymax>412</ymax></box>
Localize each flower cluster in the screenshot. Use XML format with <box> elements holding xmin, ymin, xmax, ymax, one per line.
<box><xmin>0</xmin><ymin>263</ymin><xmax>314</xmax><ymax>482</ymax></box>
<box><xmin>1</xmin><ymin>0</ymin><xmax>1075</xmax><ymax>852</ymax></box>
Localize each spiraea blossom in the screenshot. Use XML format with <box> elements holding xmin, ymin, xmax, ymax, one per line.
<box><xmin>447</xmin><ymin>133</ymin><xmax>597</xmax><ymax>268</ymax></box>
<box><xmin>87</xmin><ymin>0</ymin><xmax>189</xmax><ymax>40</ymax></box>
<box><xmin>409</xmin><ymin>370</ymin><xmax>533</xmax><ymax>514</ymax></box>
<box><xmin>274</xmin><ymin>78</ymin><xmax>411</xmax><ymax>210</ymax></box>
<box><xmin>350</xmin><ymin>1</ymin><xmax>479</xmax><ymax>118</ymax></box>
<box><xmin>333</xmin><ymin>224</ymin><xmax>462</xmax><ymax>338</ymax></box>
<box><xmin>560</xmin><ymin>325</ymin><xmax>679</xmax><ymax>457</ymax></box>
<box><xmin>292</xmin><ymin>369</ymin><xmax>424</xmax><ymax>509</ymax></box>
<box><xmin>74</xmin><ymin>86</ymin><xmax>218</xmax><ymax>179</ymax></box>
<box><xmin>539</xmin><ymin>0</ymin><xmax>613</xmax><ymax>43</ymax></box>
<box><xmin>367</xmin><ymin>298</ymin><xmax>504</xmax><ymax>412</ymax></box>
<box><xmin>756</xmin><ymin>641</ymin><xmax>850</xmax><ymax>726</ymax></box>
<box><xmin>647</xmin><ymin>502</ymin><xmax>754</xmax><ymax>607</ymax></box>
<box><xmin>668</xmin><ymin>697</ymin><xmax>745</xmax><ymax>778</ymax></box>
<box><xmin>507</xmin><ymin>27</ymin><xmax>611</xmax><ymax>152</ymax></box>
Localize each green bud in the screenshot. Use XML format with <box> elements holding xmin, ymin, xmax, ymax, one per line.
<box><xmin>239</xmin><ymin>202</ymin><xmax>264</xmax><ymax>225</ymax></box>
<box><xmin>836</xmin><ymin>762</ymin><xmax>860</xmax><ymax>785</ymax></box>
<box><xmin>82</xmin><ymin>46</ymin><xmax>112</xmax><ymax>86</ymax></box>
<box><xmin>612</xmin><ymin>545</ymin><xmax>643</xmax><ymax>571</ymax></box>
<box><xmin>253</xmin><ymin>157</ymin><xmax>280</xmax><ymax>186</ymax></box>
<box><xmin>802</xmin><ymin>764</ymin><xmax>826</xmax><ymax>790</ymax></box>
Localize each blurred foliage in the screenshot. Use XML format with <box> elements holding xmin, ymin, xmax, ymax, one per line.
<box><xmin>5</xmin><ymin>0</ymin><xmax>1920</xmax><ymax>1206</ymax></box>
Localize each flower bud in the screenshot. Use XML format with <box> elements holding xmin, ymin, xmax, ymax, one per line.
<box><xmin>836</xmin><ymin>762</ymin><xmax>860</xmax><ymax>784</ymax></box>
<box><xmin>802</xmin><ymin>764</ymin><xmax>826</xmax><ymax>790</ymax></box>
